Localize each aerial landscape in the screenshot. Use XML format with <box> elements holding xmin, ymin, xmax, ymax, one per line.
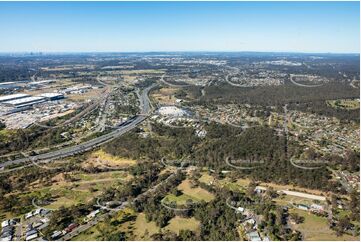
<box><xmin>0</xmin><ymin>1</ymin><xmax>359</xmax><ymax>241</ymax></box>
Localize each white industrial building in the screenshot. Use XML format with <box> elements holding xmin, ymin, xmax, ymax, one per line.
<box><xmin>2</xmin><ymin>96</ymin><xmax>46</xmax><ymax>108</ymax></box>
<box><xmin>0</xmin><ymin>93</ymin><xmax>31</xmax><ymax>103</ymax></box>
<box><xmin>38</xmin><ymin>93</ymin><xmax>64</xmax><ymax>101</ymax></box>
<box><xmin>158</xmin><ymin>106</ymin><xmax>188</xmax><ymax>117</ymax></box>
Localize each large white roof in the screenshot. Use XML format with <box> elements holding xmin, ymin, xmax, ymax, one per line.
<box><xmin>38</xmin><ymin>93</ymin><xmax>64</xmax><ymax>98</ymax></box>
<box><xmin>158</xmin><ymin>106</ymin><xmax>187</xmax><ymax>116</ymax></box>
<box><xmin>3</xmin><ymin>96</ymin><xmax>45</xmax><ymax>105</ymax></box>
<box><xmin>0</xmin><ymin>93</ymin><xmax>30</xmax><ymax>102</ymax></box>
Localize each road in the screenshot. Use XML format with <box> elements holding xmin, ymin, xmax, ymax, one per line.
<box><xmin>159</xmin><ymin>74</ymin><xmax>190</xmax><ymax>87</ymax></box>
<box><xmin>0</xmin><ymin>84</ymin><xmax>156</xmax><ymax>171</ymax></box>
<box><xmin>59</xmin><ymin>202</ymin><xmax>128</xmax><ymax>241</ymax></box>
<box><xmin>60</xmin><ymin>169</ymin><xmax>180</xmax><ymax>241</ymax></box>
<box><xmin>289</xmin><ymin>74</ymin><xmax>324</xmax><ymax>88</ymax></box>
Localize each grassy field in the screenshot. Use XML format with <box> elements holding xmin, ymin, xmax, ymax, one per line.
<box><xmin>198</xmin><ymin>172</ymin><xmax>214</xmax><ymax>184</ymax></box>
<box><xmin>273</xmin><ymin>194</ymin><xmax>326</xmax><ymax>208</ymax></box>
<box><xmin>151</xmin><ymin>87</ymin><xmax>179</xmax><ymax>105</ymax></box>
<box><xmin>10</xmin><ymin>170</ymin><xmax>130</xmax><ymax>212</ymax></box>
<box><xmin>162</xmin><ymin>179</ymin><xmax>214</xmax><ymax>206</ymax></box>
<box><xmin>164</xmin><ymin>216</ymin><xmax>200</xmax><ymax>235</ymax></box>
<box><xmin>290</xmin><ymin>208</ymin><xmax>359</xmax><ymax>241</ymax></box>
<box><xmin>133</xmin><ymin>213</ymin><xmax>160</xmax><ymax>240</ymax></box>
<box><xmin>73</xmin><ymin>208</ymin><xmax>136</xmax><ymax>241</ymax></box>
<box><xmin>178</xmin><ymin>179</ymin><xmax>214</xmax><ymax>202</ymax></box>
<box><xmin>82</xmin><ymin>149</ymin><xmax>137</xmax><ymax>169</ymax></box>
<box><xmin>208</xmin><ymin>173</ymin><xmax>326</xmax><ymax>197</ymax></box>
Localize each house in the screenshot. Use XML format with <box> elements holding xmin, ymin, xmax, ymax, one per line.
<box><xmin>64</xmin><ymin>223</ymin><xmax>78</xmax><ymax>233</ymax></box>
<box><xmin>1</xmin><ymin>226</ymin><xmax>14</xmax><ymax>234</ymax></box>
<box><xmin>310</xmin><ymin>204</ymin><xmax>324</xmax><ymax>212</ymax></box>
<box><xmin>255</xmin><ymin>186</ymin><xmax>267</xmax><ymax>194</ymax></box>
<box><xmin>25</xmin><ymin>211</ymin><xmax>34</xmax><ymax>220</ymax></box>
<box><xmin>84</xmin><ymin>210</ymin><xmax>100</xmax><ymax>222</ymax></box>
<box><xmin>25</xmin><ymin>232</ymin><xmax>38</xmax><ymax>241</ymax></box>
<box><xmin>33</xmin><ymin>222</ymin><xmax>43</xmax><ymax>229</ymax></box>
<box><xmin>0</xmin><ymin>235</ymin><xmax>12</xmax><ymax>241</ymax></box>
<box><xmin>1</xmin><ymin>220</ymin><xmax>16</xmax><ymax>229</ymax></box>
<box><xmin>247</xmin><ymin>231</ymin><xmax>262</xmax><ymax>241</ymax></box>
<box><xmin>297</xmin><ymin>204</ymin><xmax>309</xmax><ymax>211</ymax></box>
<box><xmin>25</xmin><ymin>229</ymin><xmax>38</xmax><ymax>238</ymax></box>
<box><xmin>50</xmin><ymin>231</ymin><xmax>62</xmax><ymax>240</ymax></box>
<box><xmin>242</xmin><ymin>218</ymin><xmax>257</xmax><ymax>230</ymax></box>
<box><xmin>1</xmin><ymin>221</ymin><xmax>9</xmax><ymax>228</ymax></box>
<box><xmin>236</xmin><ymin>207</ymin><xmax>245</xmax><ymax>213</ymax></box>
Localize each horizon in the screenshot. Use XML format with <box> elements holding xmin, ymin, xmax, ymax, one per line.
<box><xmin>0</xmin><ymin>50</ymin><xmax>359</xmax><ymax>55</ymax></box>
<box><xmin>0</xmin><ymin>1</ymin><xmax>359</xmax><ymax>53</ymax></box>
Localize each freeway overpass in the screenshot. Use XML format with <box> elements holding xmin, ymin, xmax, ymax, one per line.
<box><xmin>0</xmin><ymin>84</ymin><xmax>157</xmax><ymax>171</ymax></box>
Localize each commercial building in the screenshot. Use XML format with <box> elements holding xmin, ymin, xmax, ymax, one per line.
<box><xmin>0</xmin><ymin>93</ymin><xmax>31</xmax><ymax>103</ymax></box>
<box><xmin>0</xmin><ymin>82</ymin><xmax>21</xmax><ymax>90</ymax></box>
<box><xmin>2</xmin><ymin>96</ymin><xmax>46</xmax><ymax>108</ymax></box>
<box><xmin>38</xmin><ymin>93</ymin><xmax>65</xmax><ymax>101</ymax></box>
<box><xmin>158</xmin><ymin>106</ymin><xmax>188</xmax><ymax>117</ymax></box>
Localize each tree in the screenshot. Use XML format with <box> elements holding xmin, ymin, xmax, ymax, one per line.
<box><xmin>289</xmin><ymin>213</ymin><xmax>304</xmax><ymax>224</ymax></box>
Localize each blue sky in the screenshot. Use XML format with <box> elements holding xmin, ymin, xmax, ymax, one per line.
<box><xmin>0</xmin><ymin>1</ymin><xmax>359</xmax><ymax>53</ymax></box>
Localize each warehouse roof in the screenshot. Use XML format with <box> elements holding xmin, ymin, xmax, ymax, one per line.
<box><xmin>0</xmin><ymin>93</ymin><xmax>31</xmax><ymax>102</ymax></box>
<box><xmin>3</xmin><ymin>96</ymin><xmax>46</xmax><ymax>106</ymax></box>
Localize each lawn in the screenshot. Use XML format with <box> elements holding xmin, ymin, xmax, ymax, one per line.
<box><xmin>164</xmin><ymin>216</ymin><xmax>200</xmax><ymax>235</ymax></box>
<box><xmin>290</xmin><ymin>208</ymin><xmax>359</xmax><ymax>241</ymax></box>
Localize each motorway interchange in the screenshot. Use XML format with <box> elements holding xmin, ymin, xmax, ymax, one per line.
<box><xmin>0</xmin><ymin>83</ymin><xmax>157</xmax><ymax>172</ymax></box>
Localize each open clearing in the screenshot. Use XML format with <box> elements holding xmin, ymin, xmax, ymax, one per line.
<box><xmin>13</xmin><ymin>170</ymin><xmax>130</xmax><ymax>211</ymax></box>
<box><xmin>177</xmin><ymin>179</ymin><xmax>214</xmax><ymax>202</ymax></box>
<box><xmin>162</xmin><ymin>179</ymin><xmax>214</xmax><ymax>206</ymax></box>
<box><xmin>83</xmin><ymin>149</ymin><xmax>137</xmax><ymax>169</ymax></box>
<box><xmin>133</xmin><ymin>213</ymin><xmax>159</xmax><ymax>240</ymax></box>
<box><xmin>164</xmin><ymin>216</ymin><xmax>200</xmax><ymax>235</ymax></box>
<box><xmin>289</xmin><ymin>208</ymin><xmax>359</xmax><ymax>241</ymax></box>
<box><xmin>151</xmin><ymin>87</ymin><xmax>179</xmax><ymax>105</ymax></box>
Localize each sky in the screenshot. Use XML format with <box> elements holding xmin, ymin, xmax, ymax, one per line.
<box><xmin>0</xmin><ymin>1</ymin><xmax>359</xmax><ymax>53</ymax></box>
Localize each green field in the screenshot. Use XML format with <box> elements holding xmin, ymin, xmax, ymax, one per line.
<box><xmin>290</xmin><ymin>208</ymin><xmax>359</xmax><ymax>241</ymax></box>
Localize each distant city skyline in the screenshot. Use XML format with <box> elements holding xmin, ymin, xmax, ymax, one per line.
<box><xmin>0</xmin><ymin>1</ymin><xmax>359</xmax><ymax>53</ymax></box>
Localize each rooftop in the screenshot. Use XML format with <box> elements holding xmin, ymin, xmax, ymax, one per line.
<box><xmin>0</xmin><ymin>93</ymin><xmax>31</xmax><ymax>102</ymax></box>
<box><xmin>3</xmin><ymin>96</ymin><xmax>46</xmax><ymax>106</ymax></box>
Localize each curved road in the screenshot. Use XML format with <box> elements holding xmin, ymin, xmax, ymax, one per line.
<box><xmin>0</xmin><ymin>84</ymin><xmax>157</xmax><ymax>171</ymax></box>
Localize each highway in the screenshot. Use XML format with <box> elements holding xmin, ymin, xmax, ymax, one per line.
<box><xmin>0</xmin><ymin>84</ymin><xmax>157</xmax><ymax>171</ymax></box>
